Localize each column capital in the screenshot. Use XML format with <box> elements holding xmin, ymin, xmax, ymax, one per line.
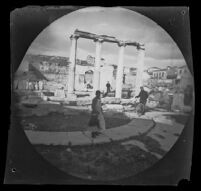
<box><xmin>136</xmin><ymin>44</ymin><xmax>145</xmax><ymax>50</ymax></box>
<box><xmin>117</xmin><ymin>41</ymin><xmax>127</xmax><ymax>47</ymax></box>
<box><xmin>94</xmin><ymin>38</ymin><xmax>104</xmax><ymax>43</ymax></box>
<box><xmin>70</xmin><ymin>34</ymin><xmax>79</xmax><ymax>40</ymax></box>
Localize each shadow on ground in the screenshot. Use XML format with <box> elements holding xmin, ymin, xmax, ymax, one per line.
<box><xmin>163</xmin><ymin>114</ymin><xmax>190</xmax><ymax>125</ymax></box>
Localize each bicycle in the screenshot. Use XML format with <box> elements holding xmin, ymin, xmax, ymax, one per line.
<box><xmin>132</xmin><ymin>98</ymin><xmax>146</xmax><ymax>116</ymax></box>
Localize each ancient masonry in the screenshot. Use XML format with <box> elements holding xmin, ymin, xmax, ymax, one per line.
<box><xmin>67</xmin><ymin>29</ymin><xmax>145</xmax><ymax>99</ymax></box>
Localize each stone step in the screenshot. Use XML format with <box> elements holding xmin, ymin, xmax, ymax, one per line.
<box><xmin>24</xmin><ymin>118</ymin><xmax>154</xmax><ymax>146</ymax></box>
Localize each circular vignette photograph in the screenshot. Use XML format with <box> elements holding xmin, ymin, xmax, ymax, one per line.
<box><xmin>12</xmin><ymin>6</ymin><xmax>194</xmax><ymax>182</ymax></box>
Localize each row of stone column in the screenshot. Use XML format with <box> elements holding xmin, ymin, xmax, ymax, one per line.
<box><xmin>68</xmin><ymin>35</ymin><xmax>145</xmax><ymax>99</ymax></box>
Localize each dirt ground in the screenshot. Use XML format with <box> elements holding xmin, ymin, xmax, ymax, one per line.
<box><xmin>16</xmin><ymin>101</ymin><xmax>190</xmax><ymax>181</ymax></box>
<box><xmin>21</xmin><ymin>110</ymin><xmax>131</xmax><ymax>132</ymax></box>
<box><xmin>35</xmin><ymin>138</ymin><xmax>160</xmax><ymax>181</ymax></box>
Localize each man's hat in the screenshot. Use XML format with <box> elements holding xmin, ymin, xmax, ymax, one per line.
<box><xmin>96</xmin><ymin>90</ymin><xmax>101</xmax><ymax>96</ymax></box>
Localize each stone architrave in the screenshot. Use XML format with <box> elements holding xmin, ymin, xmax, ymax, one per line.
<box><xmin>115</xmin><ymin>41</ymin><xmax>126</xmax><ymax>98</ymax></box>
<box><xmin>68</xmin><ymin>34</ymin><xmax>79</xmax><ymax>95</ymax></box>
<box><xmin>134</xmin><ymin>46</ymin><xmax>145</xmax><ymax>96</ymax></box>
<box><xmin>93</xmin><ymin>38</ymin><xmax>104</xmax><ymax>93</ymax></box>
<box><xmin>67</xmin><ymin>30</ymin><xmax>146</xmax><ymax>99</ymax></box>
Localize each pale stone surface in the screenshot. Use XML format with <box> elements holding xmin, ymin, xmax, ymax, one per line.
<box><xmin>120</xmin><ymin>99</ymin><xmax>134</xmax><ymax>105</ymax></box>
<box><xmin>25</xmin><ymin>131</ymin><xmax>68</xmax><ymax>145</ymax></box>
<box><xmin>67</xmin><ymin>93</ymin><xmax>77</xmax><ymax>100</ymax></box>
<box><xmin>93</xmin><ymin>133</ymin><xmax>112</xmax><ymax>144</ymax></box>
<box><xmin>42</xmin><ymin>96</ymin><xmax>48</xmax><ymax>101</ymax></box>
<box><xmin>105</xmin><ymin>104</ymin><xmax>124</xmax><ymax>111</ymax></box>
<box><xmin>104</xmin><ymin>129</ymin><xmax>126</xmax><ymax>141</ymax></box>
<box><xmin>55</xmin><ymin>89</ymin><xmax>65</xmax><ymax>98</ymax></box>
<box><xmin>24</xmin><ymin>110</ymin><xmax>185</xmax><ymax>153</ymax></box>
<box><xmin>24</xmin><ymin>118</ymin><xmax>154</xmax><ymax>145</ymax></box>
<box><xmin>76</xmin><ymin>99</ymin><xmax>91</xmax><ymax>106</ymax></box>
<box><xmin>48</xmin><ymin>96</ymin><xmax>64</xmax><ymax>102</ymax></box>
<box><xmin>67</xmin><ymin>131</ymin><xmax>92</xmax><ymax>145</ymax></box>
<box><xmin>147</xmin><ymin>122</ymin><xmax>184</xmax><ymax>151</ymax></box>
<box><xmin>123</xmin><ymin>105</ymin><xmax>135</xmax><ymax>111</ymax></box>
<box><xmin>146</xmin><ymin>100</ymin><xmax>159</xmax><ymax>108</ymax></box>
<box><xmin>63</xmin><ymin>105</ymin><xmax>90</xmax><ymax>111</ymax></box>
<box><xmin>102</xmin><ymin>97</ymin><xmax>121</xmax><ymax>104</ymax></box>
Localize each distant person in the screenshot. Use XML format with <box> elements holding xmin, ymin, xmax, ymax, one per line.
<box><xmin>135</xmin><ymin>86</ymin><xmax>149</xmax><ymax>115</ymax></box>
<box><xmin>135</xmin><ymin>86</ymin><xmax>149</xmax><ymax>105</ymax></box>
<box><xmin>87</xmin><ymin>82</ymin><xmax>93</xmax><ymax>90</ymax></box>
<box><xmin>106</xmin><ymin>81</ymin><xmax>111</xmax><ymax>94</ymax></box>
<box><xmin>88</xmin><ymin>90</ymin><xmax>106</xmax><ymax>138</ymax></box>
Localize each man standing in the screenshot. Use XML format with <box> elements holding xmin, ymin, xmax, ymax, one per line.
<box><xmin>135</xmin><ymin>86</ymin><xmax>149</xmax><ymax>114</ymax></box>
<box><xmin>106</xmin><ymin>81</ymin><xmax>111</xmax><ymax>95</ymax></box>
<box><xmin>89</xmin><ymin>90</ymin><xmax>106</xmax><ymax>138</ymax></box>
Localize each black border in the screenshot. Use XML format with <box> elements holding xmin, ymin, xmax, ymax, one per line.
<box><xmin>2</xmin><ymin>1</ymin><xmax>200</xmax><ymax>189</ymax></box>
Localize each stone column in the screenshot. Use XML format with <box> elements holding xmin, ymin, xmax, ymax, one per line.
<box><xmin>115</xmin><ymin>42</ymin><xmax>126</xmax><ymax>98</ymax></box>
<box><xmin>134</xmin><ymin>45</ymin><xmax>145</xmax><ymax>96</ymax></box>
<box><xmin>93</xmin><ymin>38</ymin><xmax>103</xmax><ymax>94</ymax></box>
<box><xmin>67</xmin><ymin>34</ymin><xmax>79</xmax><ymax>97</ymax></box>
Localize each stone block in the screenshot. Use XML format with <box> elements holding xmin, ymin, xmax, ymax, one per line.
<box><xmin>105</xmin><ymin>104</ymin><xmax>124</xmax><ymax>111</ymax></box>
<box><xmin>55</xmin><ymin>89</ymin><xmax>65</xmax><ymax>98</ymax></box>
<box><xmin>21</xmin><ymin>99</ymin><xmax>41</xmax><ymax>106</ymax></box>
<box><xmin>93</xmin><ymin>135</ymin><xmax>111</xmax><ymax>144</ymax></box>
<box><xmin>42</xmin><ymin>91</ymin><xmax>55</xmax><ymax>97</ymax></box>
<box><xmin>120</xmin><ymin>99</ymin><xmax>134</xmax><ymax>105</ymax></box>
<box><xmin>146</xmin><ymin>100</ymin><xmax>159</xmax><ymax>108</ymax></box>
<box><xmin>67</xmin><ymin>93</ymin><xmax>77</xmax><ymax>100</ymax></box>
<box><xmin>48</xmin><ymin>96</ymin><xmax>64</xmax><ymax>102</ymax></box>
<box><xmin>67</xmin><ymin>132</ymin><xmax>92</xmax><ymax>146</ymax></box>
<box><xmin>123</xmin><ymin>105</ymin><xmax>135</xmax><ymax>111</ymax></box>
<box><xmin>102</xmin><ymin>97</ymin><xmax>121</xmax><ymax>104</ymax></box>
<box><xmin>42</xmin><ymin>96</ymin><xmax>48</xmax><ymax>101</ymax></box>
<box><xmin>69</xmin><ymin>101</ymin><xmax>77</xmax><ymax>106</ymax></box>
<box><xmin>77</xmin><ymin>99</ymin><xmax>91</xmax><ymax>106</ymax></box>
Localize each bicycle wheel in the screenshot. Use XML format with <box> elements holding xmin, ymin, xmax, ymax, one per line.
<box><xmin>136</xmin><ymin>103</ymin><xmax>145</xmax><ymax>115</ymax></box>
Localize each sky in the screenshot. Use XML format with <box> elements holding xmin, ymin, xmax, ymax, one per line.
<box><xmin>21</xmin><ymin>7</ymin><xmax>186</xmax><ymax>71</ymax></box>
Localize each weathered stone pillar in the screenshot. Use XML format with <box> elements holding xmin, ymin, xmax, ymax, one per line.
<box><xmin>115</xmin><ymin>42</ymin><xmax>126</xmax><ymax>98</ymax></box>
<box><xmin>67</xmin><ymin>34</ymin><xmax>79</xmax><ymax>97</ymax></box>
<box><xmin>93</xmin><ymin>38</ymin><xmax>103</xmax><ymax>94</ymax></box>
<box><xmin>134</xmin><ymin>45</ymin><xmax>145</xmax><ymax>96</ymax></box>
